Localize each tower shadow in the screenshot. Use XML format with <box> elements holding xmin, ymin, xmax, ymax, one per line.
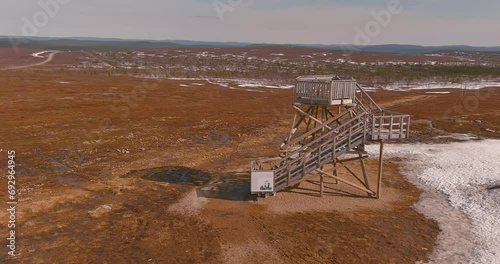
<box><xmin>123</xmin><ymin>166</ymin><xmax>255</xmax><ymax>201</ymax></box>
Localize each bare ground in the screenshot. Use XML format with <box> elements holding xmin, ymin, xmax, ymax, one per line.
<box><xmin>1</xmin><ymin>69</ymin><xmax>499</xmax><ymax>263</ymax></box>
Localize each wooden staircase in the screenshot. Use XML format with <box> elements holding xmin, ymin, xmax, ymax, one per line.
<box><xmin>251</xmin><ymin>81</ymin><xmax>410</xmax><ymax>197</ymax></box>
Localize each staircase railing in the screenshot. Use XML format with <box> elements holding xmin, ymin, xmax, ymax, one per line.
<box><xmin>251</xmin><ymin>83</ymin><xmax>411</xmax><ymax>194</ymax></box>
<box><xmin>252</xmin><ymin>111</ymin><xmax>370</xmax><ymax>192</ymax></box>
<box><xmin>355</xmin><ymin>84</ymin><xmax>383</xmax><ymax>116</ymax></box>
<box><xmin>280</xmin><ymin>111</ymin><xmax>351</xmax><ymax>151</ymax></box>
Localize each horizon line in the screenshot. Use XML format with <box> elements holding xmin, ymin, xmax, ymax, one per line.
<box><xmin>2</xmin><ymin>35</ymin><xmax>500</xmax><ymax>48</ymax></box>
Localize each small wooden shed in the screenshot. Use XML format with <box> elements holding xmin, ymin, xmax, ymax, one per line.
<box><xmin>294</xmin><ymin>75</ymin><xmax>357</xmax><ymax>105</ymax></box>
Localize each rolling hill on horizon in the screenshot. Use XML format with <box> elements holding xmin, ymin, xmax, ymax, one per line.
<box><xmin>1</xmin><ymin>36</ymin><xmax>500</xmax><ymax>54</ymax></box>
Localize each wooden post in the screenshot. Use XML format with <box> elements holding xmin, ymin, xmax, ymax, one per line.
<box><xmin>320</xmin><ymin>167</ymin><xmax>324</xmax><ymax>197</ymax></box>
<box><xmin>389</xmin><ymin>116</ymin><xmax>394</xmax><ymax>140</ymax></box>
<box><xmin>359</xmin><ymin>152</ymin><xmax>370</xmax><ymax>190</ymax></box>
<box><xmin>333</xmin><ymin>159</ymin><xmax>339</xmax><ymax>184</ymax></box>
<box><xmin>305</xmin><ymin>106</ymin><xmax>314</xmax><ymax>131</ymax></box>
<box><xmin>376</xmin><ymin>140</ymin><xmax>384</xmax><ymax>199</ymax></box>
<box><xmin>313</xmin><ymin>106</ymin><xmax>319</xmax><ymax>129</ymax></box>
<box><xmin>407</xmin><ymin>116</ymin><xmax>411</xmax><ymax>138</ymax></box>
<box><xmin>284</xmin><ymin>108</ymin><xmax>298</xmax><ymax>146</ymax></box>
<box><xmin>319</xmin><ymin>107</ymin><xmax>326</xmax><ymax>198</ymax></box>
<box><xmin>399</xmin><ymin>116</ymin><xmax>404</xmax><ymax>139</ymax></box>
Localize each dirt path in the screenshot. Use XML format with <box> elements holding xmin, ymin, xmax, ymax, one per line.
<box><xmin>82</xmin><ymin>51</ymin><xmax>115</xmax><ymax>68</ymax></box>
<box><xmin>0</xmin><ymin>51</ymin><xmax>62</xmax><ymax>70</ymax></box>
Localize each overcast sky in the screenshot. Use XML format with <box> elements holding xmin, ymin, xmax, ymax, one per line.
<box><xmin>1</xmin><ymin>0</ymin><xmax>499</xmax><ymax>46</ymax></box>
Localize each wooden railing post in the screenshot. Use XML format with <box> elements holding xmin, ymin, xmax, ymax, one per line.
<box><xmin>389</xmin><ymin>116</ymin><xmax>394</xmax><ymax>140</ymax></box>
<box><xmin>376</xmin><ymin>140</ymin><xmax>384</xmax><ymax>199</ymax></box>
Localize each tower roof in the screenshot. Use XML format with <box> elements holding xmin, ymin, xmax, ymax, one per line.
<box><xmin>296</xmin><ymin>75</ymin><xmax>354</xmax><ymax>82</ymax></box>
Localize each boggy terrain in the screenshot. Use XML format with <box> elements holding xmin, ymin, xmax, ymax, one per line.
<box><xmin>1</xmin><ymin>69</ymin><xmax>500</xmax><ymax>263</ymax></box>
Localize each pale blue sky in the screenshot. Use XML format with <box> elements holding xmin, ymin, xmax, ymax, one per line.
<box><xmin>1</xmin><ymin>0</ymin><xmax>499</xmax><ymax>46</ymax></box>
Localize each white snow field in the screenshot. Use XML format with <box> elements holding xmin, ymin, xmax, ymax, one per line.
<box><xmin>367</xmin><ymin>140</ymin><xmax>500</xmax><ymax>263</ymax></box>
<box><xmin>382</xmin><ymin>80</ymin><xmax>500</xmax><ymax>91</ymax></box>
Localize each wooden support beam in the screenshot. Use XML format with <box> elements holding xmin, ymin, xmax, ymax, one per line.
<box><xmin>316</xmin><ymin>169</ymin><xmax>376</xmax><ymax>195</ymax></box>
<box><xmin>336</xmin><ymin>156</ymin><xmax>368</xmax><ymax>164</ymax></box>
<box><xmin>327</xmin><ymin>109</ymin><xmax>336</xmax><ymax>119</ymax></box>
<box><xmin>332</xmin><ymin>159</ymin><xmax>339</xmax><ymax>184</ymax></box>
<box><xmin>359</xmin><ymin>152</ymin><xmax>370</xmax><ymax>191</ymax></box>
<box><xmin>329</xmin><ymin>162</ymin><xmax>348</xmax><ymax>174</ymax></box>
<box><xmin>283</xmin><ymin>108</ymin><xmax>298</xmax><ymax>147</ymax></box>
<box><xmin>281</xmin><ymin>106</ymin><xmax>313</xmax><ymax>148</ymax></box>
<box><xmin>282</xmin><ymin>111</ymin><xmax>350</xmax><ymax>150</ymax></box>
<box><xmin>337</xmin><ymin>160</ymin><xmax>368</xmax><ymax>188</ymax></box>
<box><xmin>294</xmin><ymin>105</ymin><xmax>332</xmax><ymax>130</ymax></box>
<box><xmin>305</xmin><ymin>106</ymin><xmax>314</xmax><ymax>131</ymax></box>
<box><xmin>293</xmin><ymin>106</ymin><xmax>312</xmax><ymax>130</ymax></box>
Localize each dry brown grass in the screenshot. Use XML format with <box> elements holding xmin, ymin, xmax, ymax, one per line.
<box><xmin>1</xmin><ymin>69</ymin><xmax>499</xmax><ymax>263</ymax></box>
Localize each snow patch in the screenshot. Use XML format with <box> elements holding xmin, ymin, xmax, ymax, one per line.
<box><xmin>31</xmin><ymin>50</ymin><xmax>58</xmax><ymax>58</ymax></box>
<box><xmin>435</xmin><ymin>133</ymin><xmax>479</xmax><ymax>141</ymax></box>
<box><xmin>383</xmin><ymin>80</ymin><xmax>500</xmax><ymax>91</ymax></box>
<box><xmin>168</xmin><ymin>77</ymin><xmax>206</xmax><ymax>81</ymax></box>
<box><xmin>367</xmin><ymin>141</ymin><xmax>500</xmax><ymax>264</ymax></box>
<box><xmin>245</xmin><ymin>89</ymin><xmax>265</xmax><ymax>93</ymax></box>
<box><xmin>425</xmin><ymin>91</ymin><xmax>451</xmax><ymax>94</ymax></box>
<box><xmin>237</xmin><ymin>83</ymin><xmax>294</xmax><ymax>89</ymax></box>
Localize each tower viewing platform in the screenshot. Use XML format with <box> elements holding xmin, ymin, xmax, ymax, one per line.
<box><xmin>294</xmin><ymin>75</ymin><xmax>357</xmax><ymax>106</ymax></box>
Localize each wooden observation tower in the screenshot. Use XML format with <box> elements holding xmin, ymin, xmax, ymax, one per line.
<box><xmin>250</xmin><ymin>75</ymin><xmax>411</xmax><ymax>198</ymax></box>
